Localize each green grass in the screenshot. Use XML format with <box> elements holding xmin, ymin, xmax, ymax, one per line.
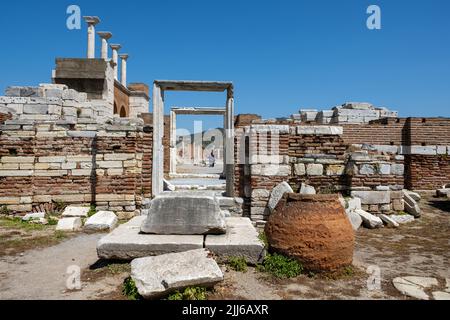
<box><xmin>257</xmin><ymin>253</ymin><xmax>303</xmax><ymax>279</ymax></box>
<box><xmin>0</xmin><ymin>217</ymin><xmax>50</xmax><ymax>231</ymax></box>
<box><xmin>227</xmin><ymin>257</ymin><xmax>248</xmax><ymax>273</ymax></box>
<box><xmin>123</xmin><ymin>277</ymin><xmax>141</xmax><ymax>300</ymax></box>
<box><xmin>168</xmin><ymin>287</ymin><xmax>207</xmax><ymax>301</ymax></box>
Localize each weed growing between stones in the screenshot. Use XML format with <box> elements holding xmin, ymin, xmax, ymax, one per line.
<box><xmin>257</xmin><ymin>253</ymin><xmax>303</xmax><ymax>279</ymax></box>
<box><xmin>0</xmin><ymin>206</ymin><xmax>11</xmax><ymax>216</ymax></box>
<box><xmin>87</xmin><ymin>205</ymin><xmax>96</xmax><ymax>217</ymax></box>
<box><xmin>168</xmin><ymin>287</ymin><xmax>208</xmax><ymax>301</ymax></box>
<box><xmin>123</xmin><ymin>277</ymin><xmax>141</xmax><ymax>300</ymax></box>
<box><xmin>53</xmin><ymin>200</ymin><xmax>67</xmax><ymax>213</ymax></box>
<box><xmin>227</xmin><ymin>257</ymin><xmax>248</xmax><ymax>273</ymax></box>
<box><xmin>258</xmin><ymin>231</ymin><xmax>268</xmax><ymax>248</ymax></box>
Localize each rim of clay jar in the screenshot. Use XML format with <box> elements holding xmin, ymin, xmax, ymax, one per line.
<box><xmin>283</xmin><ymin>193</ymin><xmax>340</xmax><ymax>202</ymax></box>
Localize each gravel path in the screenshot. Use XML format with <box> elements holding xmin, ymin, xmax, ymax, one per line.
<box><xmin>0</xmin><ymin>233</ymin><xmax>122</xmax><ymax>300</ymax></box>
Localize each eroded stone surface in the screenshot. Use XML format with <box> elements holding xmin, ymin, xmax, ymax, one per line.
<box><xmin>141</xmin><ymin>191</ymin><xmax>226</xmax><ymax>235</ymax></box>
<box><xmin>62</xmin><ymin>206</ymin><xmax>90</xmax><ymax>218</ymax></box>
<box><xmin>56</xmin><ymin>217</ymin><xmax>82</xmax><ymax>232</ymax></box>
<box><xmin>355</xmin><ymin>209</ymin><xmax>383</xmax><ymax>229</ymax></box>
<box><xmin>84</xmin><ymin>211</ymin><xmax>118</xmax><ymax>231</ymax></box>
<box><xmin>268</xmin><ymin>181</ymin><xmax>293</xmax><ymax>212</ymax></box>
<box><xmin>205</xmin><ymin>217</ymin><xmax>265</xmax><ymax>264</ymax></box>
<box><xmin>97</xmin><ymin>216</ymin><xmax>204</xmax><ymax>260</ymax></box>
<box><xmin>131</xmin><ymin>249</ymin><xmax>223</xmax><ymax>299</ymax></box>
<box><xmin>393</xmin><ymin>276</ymin><xmax>439</xmax><ymax>300</ymax></box>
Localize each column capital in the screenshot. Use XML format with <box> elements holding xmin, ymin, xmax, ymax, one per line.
<box><xmin>119</xmin><ymin>53</ymin><xmax>129</xmax><ymax>60</ymax></box>
<box><xmin>97</xmin><ymin>31</ymin><xmax>112</xmax><ymax>40</ymax></box>
<box><xmin>110</xmin><ymin>44</ymin><xmax>122</xmax><ymax>51</ymax></box>
<box><xmin>83</xmin><ymin>16</ymin><xmax>100</xmax><ymax>26</ymax></box>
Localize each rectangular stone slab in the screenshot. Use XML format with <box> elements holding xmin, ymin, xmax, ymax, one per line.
<box><xmin>140</xmin><ymin>191</ymin><xmax>226</xmax><ymax>235</ymax></box>
<box><xmin>205</xmin><ymin>217</ymin><xmax>265</xmax><ymax>264</ymax></box>
<box><xmin>97</xmin><ymin>217</ymin><xmax>204</xmax><ymax>260</ymax></box>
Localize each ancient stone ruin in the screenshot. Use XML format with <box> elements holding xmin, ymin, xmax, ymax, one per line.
<box><xmin>1</xmin><ymin>14</ymin><xmax>450</xmax><ymax>299</ymax></box>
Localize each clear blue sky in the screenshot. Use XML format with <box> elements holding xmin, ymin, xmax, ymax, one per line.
<box><xmin>0</xmin><ymin>0</ymin><xmax>449</xmax><ymax>132</ymax></box>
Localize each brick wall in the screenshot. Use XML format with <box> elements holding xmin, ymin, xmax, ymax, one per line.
<box><xmin>406</xmin><ymin>155</ymin><xmax>450</xmax><ymax>190</ymax></box>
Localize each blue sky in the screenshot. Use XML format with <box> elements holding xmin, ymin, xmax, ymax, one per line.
<box><xmin>0</xmin><ymin>0</ymin><xmax>449</xmax><ymax>132</ymax></box>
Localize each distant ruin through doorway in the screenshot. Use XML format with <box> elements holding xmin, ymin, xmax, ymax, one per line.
<box><xmin>152</xmin><ymin>80</ymin><xmax>235</xmax><ymax>197</ymax></box>
<box><xmin>169</xmin><ymin>107</ymin><xmax>226</xmax><ymax>178</ymax></box>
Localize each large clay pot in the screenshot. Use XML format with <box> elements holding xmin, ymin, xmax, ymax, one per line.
<box><xmin>265</xmin><ymin>193</ymin><xmax>354</xmax><ymax>272</ymax></box>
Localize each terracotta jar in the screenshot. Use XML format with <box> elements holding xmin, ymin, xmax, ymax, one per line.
<box><xmin>265</xmin><ymin>193</ymin><xmax>354</xmax><ymax>272</ymax></box>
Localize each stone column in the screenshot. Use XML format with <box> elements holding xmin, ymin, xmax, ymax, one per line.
<box><xmin>225</xmin><ymin>87</ymin><xmax>235</xmax><ymax>197</ymax></box>
<box><xmin>169</xmin><ymin>110</ymin><xmax>177</xmax><ymax>175</ymax></box>
<box><xmin>119</xmin><ymin>54</ymin><xmax>129</xmax><ymax>87</ymax></box>
<box><xmin>83</xmin><ymin>16</ymin><xmax>100</xmax><ymax>59</ymax></box>
<box><xmin>110</xmin><ymin>44</ymin><xmax>122</xmax><ymax>81</ymax></box>
<box><xmin>97</xmin><ymin>31</ymin><xmax>112</xmax><ymax>60</ymax></box>
<box><xmin>152</xmin><ymin>84</ymin><xmax>165</xmax><ymax>196</ymax></box>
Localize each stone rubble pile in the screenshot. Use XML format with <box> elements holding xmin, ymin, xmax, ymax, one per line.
<box><xmin>290</xmin><ymin>102</ymin><xmax>399</xmax><ymax>124</ymax></box>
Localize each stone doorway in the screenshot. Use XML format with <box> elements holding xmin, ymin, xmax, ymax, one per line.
<box><xmin>152</xmin><ymin>81</ymin><xmax>235</xmax><ymax>197</ymax></box>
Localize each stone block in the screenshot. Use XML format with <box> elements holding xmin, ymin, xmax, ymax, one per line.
<box><xmin>359</xmin><ymin>164</ymin><xmax>376</xmax><ymax>175</ymax></box>
<box><xmin>0</xmin><ymin>197</ymin><xmax>21</xmax><ymax>205</ymax></box>
<box><xmin>97</xmin><ymin>217</ymin><xmax>204</xmax><ymax>260</ymax></box>
<box><xmin>326</xmin><ymin>165</ymin><xmax>345</xmax><ymax>176</ymax></box>
<box><xmin>251</xmin><ymin>189</ymin><xmax>270</xmax><ymax>199</ymax></box>
<box><xmin>97</xmin><ymin>161</ymin><xmax>123</xmax><ymax>169</ymax></box>
<box><xmin>0</xmin><ymin>170</ymin><xmax>33</xmax><ymax>177</ymax></box>
<box><xmin>268</xmin><ymin>181</ymin><xmax>293</xmax><ymax>212</ymax></box>
<box><xmin>379</xmin><ymin>214</ymin><xmax>399</xmax><ymax>228</ymax></box>
<box><xmin>141</xmin><ymin>192</ymin><xmax>226</xmax><ymax>235</ymax></box>
<box><xmin>391</xmin><ymin>164</ymin><xmax>404</xmax><ymax>176</ymax></box>
<box><xmin>345</xmin><ymin>210</ymin><xmax>363</xmax><ymax>231</ymax></box>
<box><xmin>131</xmin><ymin>249</ymin><xmax>223</xmax><ymax>299</ymax></box>
<box><xmin>300</xmin><ymin>183</ymin><xmax>316</xmax><ymax>195</ymax></box>
<box><xmin>379</xmin><ymin>164</ymin><xmax>391</xmax><ymax>175</ymax></box>
<box><xmin>205</xmin><ymin>217</ymin><xmax>266</xmax><ymax>264</ymax></box>
<box><xmin>403</xmin><ymin>191</ymin><xmax>421</xmax><ymax>217</ymax></box>
<box><xmin>23</xmin><ymin>104</ymin><xmax>48</xmax><ymax>114</ymax></box>
<box><xmin>104</xmin><ymin>153</ymin><xmax>135</xmax><ymax>161</ymax></box>
<box><xmin>355</xmin><ymin>209</ymin><xmax>384</xmax><ymax>229</ymax></box>
<box><xmin>85</xmin><ymin>211</ymin><xmax>118</xmax><ymax>231</ymax></box>
<box><xmin>62</xmin><ymin>206</ymin><xmax>90</xmax><ymax>218</ymax></box>
<box><xmin>22</xmin><ymin>212</ymin><xmax>46</xmax><ymax>222</ymax></box>
<box><xmin>294</xmin><ymin>163</ymin><xmax>306</xmax><ymax>175</ymax></box>
<box><xmin>56</xmin><ymin>217</ymin><xmax>82</xmax><ymax>232</ymax></box>
<box><xmin>306</xmin><ymin>164</ymin><xmax>323</xmax><ymax>176</ymax></box>
<box><xmin>1</xmin><ymin>156</ymin><xmax>35</xmax><ymax>164</ymax></box>
<box><xmin>351</xmin><ymin>191</ymin><xmax>390</xmax><ymax>205</ymax></box>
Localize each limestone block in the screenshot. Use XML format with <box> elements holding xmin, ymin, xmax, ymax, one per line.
<box><xmin>294</xmin><ymin>163</ymin><xmax>306</xmax><ymax>175</ymax></box>
<box><xmin>306</xmin><ymin>164</ymin><xmax>323</xmax><ymax>176</ymax></box>
<box><xmin>56</xmin><ymin>217</ymin><xmax>82</xmax><ymax>232</ymax></box>
<box><xmin>205</xmin><ymin>217</ymin><xmax>266</xmax><ymax>264</ymax></box>
<box><xmin>403</xmin><ymin>191</ymin><xmax>421</xmax><ymax>217</ymax></box>
<box><xmin>0</xmin><ymin>197</ymin><xmax>21</xmax><ymax>205</ymax></box>
<box><xmin>345</xmin><ymin>210</ymin><xmax>363</xmax><ymax>231</ymax></box>
<box><xmin>359</xmin><ymin>164</ymin><xmax>376</xmax><ymax>175</ymax></box>
<box><xmin>85</xmin><ymin>211</ymin><xmax>118</xmax><ymax>231</ymax></box>
<box><xmin>0</xmin><ymin>163</ymin><xmax>19</xmax><ymax>170</ymax></box>
<box><xmin>71</xmin><ymin>169</ymin><xmax>91</xmax><ymax>176</ymax></box>
<box><xmin>379</xmin><ymin>214</ymin><xmax>399</xmax><ymax>228</ymax></box>
<box><xmin>97</xmin><ymin>161</ymin><xmax>123</xmax><ymax>169</ymax></box>
<box><xmin>351</xmin><ymin>191</ymin><xmax>390</xmax><ymax>205</ymax></box>
<box><xmin>62</xmin><ymin>162</ymin><xmax>77</xmax><ymax>170</ymax></box>
<box><xmin>97</xmin><ymin>217</ymin><xmax>204</xmax><ymax>260</ymax></box>
<box><xmin>355</xmin><ymin>209</ymin><xmax>384</xmax><ymax>229</ymax></box>
<box><xmin>131</xmin><ymin>249</ymin><xmax>223</xmax><ymax>299</ymax></box>
<box><xmin>326</xmin><ymin>165</ymin><xmax>345</xmax><ymax>176</ymax></box>
<box><xmin>251</xmin><ymin>189</ymin><xmax>270</xmax><ymax>199</ymax></box>
<box><xmin>391</xmin><ymin>164</ymin><xmax>405</xmax><ymax>175</ymax></box>
<box><xmin>141</xmin><ymin>192</ymin><xmax>226</xmax><ymax>235</ymax></box>
<box><xmin>300</xmin><ymin>183</ymin><xmax>316</xmax><ymax>195</ymax></box>
<box><xmin>390</xmin><ymin>214</ymin><xmax>415</xmax><ymax>224</ymax></box>
<box><xmin>7</xmin><ymin>204</ymin><xmax>32</xmax><ymax>212</ymax></box>
<box><xmin>1</xmin><ymin>156</ymin><xmax>35</xmax><ymax>164</ymax></box>
<box><xmin>23</xmin><ymin>104</ymin><xmax>48</xmax><ymax>115</ymax></box>
<box><xmin>34</xmin><ymin>170</ymin><xmax>67</xmax><ymax>177</ymax></box>
<box><xmin>268</xmin><ymin>181</ymin><xmax>293</xmax><ymax>212</ymax></box>
<box><xmin>251</xmin><ymin>164</ymin><xmax>291</xmax><ymax>176</ymax></box>
<box><xmin>346</xmin><ymin>197</ymin><xmax>362</xmax><ymax>211</ymax></box>
<box><xmin>107</xmin><ymin>169</ymin><xmax>124</xmax><ymax>176</ymax></box>
<box><xmin>62</xmin><ymin>206</ymin><xmax>90</xmax><ymax>218</ymax></box>
<box><xmin>0</xmin><ymin>170</ymin><xmax>34</xmax><ymax>177</ymax></box>
<box><xmin>39</xmin><ymin>156</ymin><xmax>66</xmax><ymax>163</ymax></box>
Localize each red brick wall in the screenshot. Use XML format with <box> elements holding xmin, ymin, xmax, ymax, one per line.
<box><xmin>406</xmin><ymin>155</ymin><xmax>450</xmax><ymax>190</ymax></box>
<box><xmin>341</xmin><ymin>119</ymin><xmax>407</xmax><ymax>145</ymax></box>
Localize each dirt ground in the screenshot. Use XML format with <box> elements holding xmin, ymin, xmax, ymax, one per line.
<box><xmin>0</xmin><ymin>193</ymin><xmax>448</xmax><ymax>300</ymax></box>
